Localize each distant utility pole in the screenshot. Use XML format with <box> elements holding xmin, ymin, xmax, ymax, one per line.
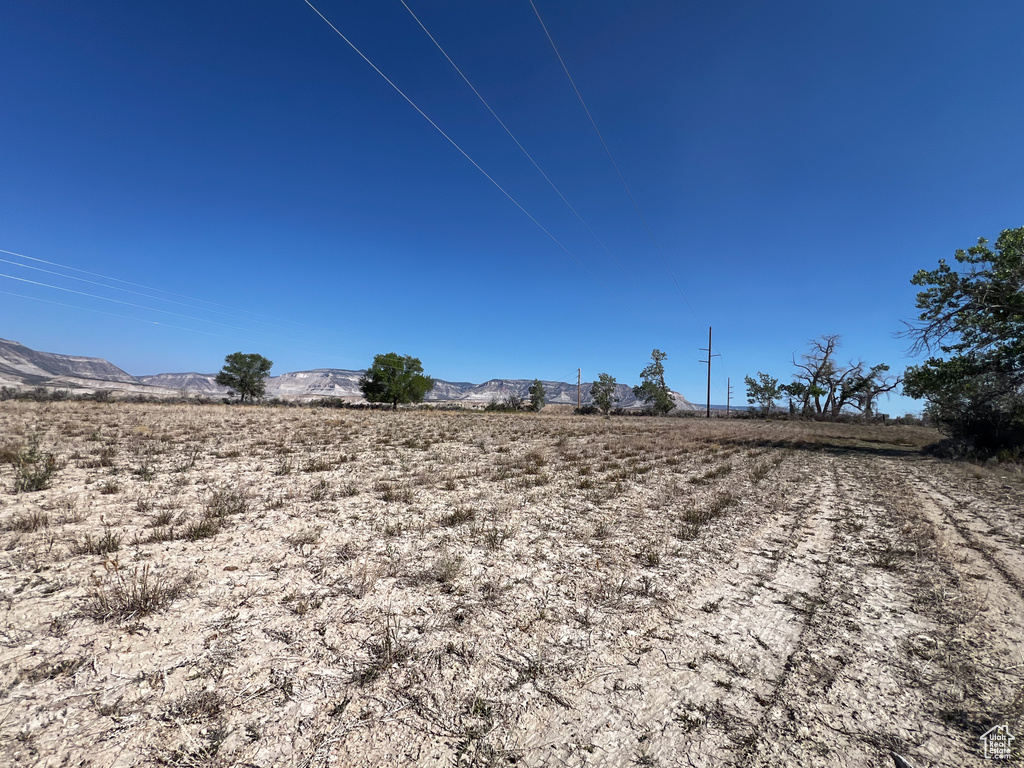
<box><xmin>698</xmin><ymin>326</ymin><xmax>720</xmax><ymax>419</ymax></box>
<box><xmin>727</xmin><ymin>377</ymin><xmax>734</xmax><ymax>416</ymax></box>
<box><xmin>577</xmin><ymin>368</ymin><xmax>581</xmax><ymax>411</ymax></box>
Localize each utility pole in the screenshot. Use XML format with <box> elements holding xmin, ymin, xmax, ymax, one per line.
<box><xmin>698</xmin><ymin>326</ymin><xmax>720</xmax><ymax>418</ymax></box>
<box><xmin>577</xmin><ymin>368</ymin><xmax>581</xmax><ymax>411</ymax></box>
<box><xmin>727</xmin><ymin>377</ymin><xmax>734</xmax><ymax>416</ymax></box>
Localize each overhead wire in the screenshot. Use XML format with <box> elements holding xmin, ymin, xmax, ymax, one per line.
<box><xmin>0</xmin><ymin>272</ymin><xmax>320</xmax><ymax>352</ymax></box>
<box><xmin>314</xmin><ymin>0</ymin><xmax>722</xmax><ymax>403</ymax></box>
<box><xmin>0</xmin><ymin>289</ymin><xmax>319</xmax><ymax>354</ymax></box>
<box><xmin>300</xmin><ymin>0</ymin><xmax>635</xmax><ymax>315</ymax></box>
<box><xmin>0</xmin><ymin>248</ymin><xmax>314</xmax><ymax>332</ymax></box>
<box><xmin>528</xmin><ymin>0</ymin><xmax>731</xmax><ymax>398</ymax></box>
<box><xmin>398</xmin><ymin>0</ymin><xmax>631</xmax><ymax>277</ymax></box>
<box><xmin>0</xmin><ymin>252</ymin><xmax>316</xmax><ymax>342</ymax></box>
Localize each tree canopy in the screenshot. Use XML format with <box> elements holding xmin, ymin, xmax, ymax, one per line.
<box><xmin>590</xmin><ymin>373</ymin><xmax>618</xmax><ymax>416</ymax></box>
<box><xmin>787</xmin><ymin>335</ymin><xmax>900</xmax><ymax>418</ymax></box>
<box><xmin>903</xmin><ymin>227</ymin><xmax>1024</xmax><ymax>453</ymax></box>
<box><xmin>744</xmin><ymin>372</ymin><xmax>783</xmax><ymax>415</ymax></box>
<box><xmin>215</xmin><ymin>352</ymin><xmax>272</xmax><ymax>404</ymax></box>
<box><xmin>358</xmin><ymin>353</ymin><xmax>434</xmax><ymax>410</ymax></box>
<box><xmin>528</xmin><ymin>379</ymin><xmax>546</xmax><ymax>412</ymax></box>
<box><xmin>741</xmin><ymin>336</ymin><xmax>899</xmax><ymax>420</ymax></box>
<box><xmin>633</xmin><ymin>349</ymin><xmax>674</xmax><ymax>415</ymax></box>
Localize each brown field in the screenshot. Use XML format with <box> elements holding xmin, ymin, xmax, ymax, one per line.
<box><xmin>1</xmin><ymin>402</ymin><xmax>1022</xmax><ymax>767</ymax></box>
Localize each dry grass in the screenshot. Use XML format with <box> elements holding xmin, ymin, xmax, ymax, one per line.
<box><xmin>0</xmin><ymin>401</ymin><xmax>1020</xmax><ymax>767</ymax></box>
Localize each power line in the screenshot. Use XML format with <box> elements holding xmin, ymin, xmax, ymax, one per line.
<box><xmin>0</xmin><ymin>253</ymin><xmax>313</xmax><ymax>340</ymax></box>
<box><xmin>304</xmin><ymin>2</ymin><xmax>724</xmax><ymax>400</ymax></box>
<box><xmin>0</xmin><ymin>289</ymin><xmax>319</xmax><ymax>354</ymax></box>
<box><xmin>301</xmin><ymin>0</ymin><xmax>630</xmax><ymax>310</ymax></box>
<box><xmin>398</xmin><ymin>3</ymin><xmax>715</xmax><ymax>395</ymax></box>
<box><xmin>0</xmin><ymin>248</ymin><xmax>313</xmax><ymax>332</ymax></box>
<box><xmin>529</xmin><ymin>1</ymin><xmax>732</xmax><ymax>397</ymax></box>
<box><xmin>0</xmin><ymin>272</ymin><xmax>315</xmax><ymax>349</ymax></box>
<box><xmin>528</xmin><ymin>0</ymin><xmax>699</xmax><ymax>326</ymax></box>
<box><xmin>399</xmin><ymin>0</ymin><xmax>631</xmax><ymax>277</ymax></box>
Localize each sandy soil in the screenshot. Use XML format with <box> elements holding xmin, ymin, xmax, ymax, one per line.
<box><xmin>1</xmin><ymin>402</ymin><xmax>1021</xmax><ymax>767</ymax></box>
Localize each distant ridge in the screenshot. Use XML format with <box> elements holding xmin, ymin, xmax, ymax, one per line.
<box><xmin>0</xmin><ymin>337</ymin><xmax>169</xmax><ymax>393</ymax></box>
<box><xmin>0</xmin><ymin>338</ymin><xmax>699</xmax><ymax>410</ymax></box>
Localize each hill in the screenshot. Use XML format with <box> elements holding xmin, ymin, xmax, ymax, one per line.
<box><xmin>1</xmin><ymin>338</ymin><xmax>699</xmax><ymax>410</ymax></box>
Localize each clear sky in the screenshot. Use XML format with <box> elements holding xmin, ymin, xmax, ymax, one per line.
<box><xmin>2</xmin><ymin>1</ymin><xmax>1022</xmax><ymax>414</ymax></box>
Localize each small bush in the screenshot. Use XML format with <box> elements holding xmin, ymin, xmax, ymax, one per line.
<box><xmin>377</xmin><ymin>482</ymin><xmax>413</xmax><ymax>503</ymax></box>
<box><xmin>6</xmin><ymin>510</ymin><xmax>50</xmax><ymax>532</ymax></box>
<box><xmin>165</xmin><ymin>690</ymin><xmax>225</xmax><ymax>723</ymax></box>
<box><xmin>5</xmin><ymin>440</ymin><xmax>59</xmax><ymax>493</ymax></box>
<box><xmin>85</xmin><ymin>563</ymin><xmax>192</xmax><ymax>621</ymax></box>
<box><xmin>354</xmin><ymin>614</ymin><xmax>414</xmax><ymax>685</ymax></box>
<box><xmin>440</xmin><ymin>506</ymin><xmax>476</xmax><ymax>527</ymax></box>
<box><xmin>149</xmin><ymin>508</ymin><xmax>175</xmax><ymax>527</ymax></box>
<box><xmin>302</xmin><ymin>456</ymin><xmax>332</xmax><ymax>473</ymax></box>
<box><xmin>73</xmin><ymin>528</ymin><xmax>122</xmax><ymax>555</ymax></box>
<box><xmin>205</xmin><ymin>487</ymin><xmax>249</xmax><ymax>519</ymax></box>
<box><xmin>181</xmin><ymin>517</ymin><xmax>220</xmax><ymax>541</ymax></box>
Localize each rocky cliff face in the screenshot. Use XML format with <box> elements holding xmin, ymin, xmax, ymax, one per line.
<box><xmin>1</xmin><ymin>338</ymin><xmax>700</xmax><ymax>410</ymax></box>
<box><xmin>136</xmin><ymin>372</ymin><xmax>223</xmax><ymax>393</ymax></box>
<box><xmin>422</xmin><ymin>378</ymin><xmax>699</xmax><ymax>410</ymax></box>
<box><xmin>268</xmin><ymin>370</ymin><xmax>364</xmax><ymax>398</ymax></box>
<box><xmin>0</xmin><ymin>337</ymin><xmax>151</xmax><ymax>390</ymax></box>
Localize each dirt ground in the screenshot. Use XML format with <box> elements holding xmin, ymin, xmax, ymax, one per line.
<box><xmin>1</xmin><ymin>402</ymin><xmax>1022</xmax><ymax>767</ymax></box>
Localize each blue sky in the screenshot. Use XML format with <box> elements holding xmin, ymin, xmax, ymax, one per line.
<box><xmin>2</xmin><ymin>1</ymin><xmax>1022</xmax><ymax>414</ymax></box>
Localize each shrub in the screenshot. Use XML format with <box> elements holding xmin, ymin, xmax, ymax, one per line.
<box><xmin>85</xmin><ymin>563</ymin><xmax>192</xmax><ymax>621</ymax></box>
<box><xmin>5</xmin><ymin>439</ymin><xmax>59</xmax><ymax>493</ymax></box>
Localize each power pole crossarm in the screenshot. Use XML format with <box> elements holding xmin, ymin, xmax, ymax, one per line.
<box><xmin>698</xmin><ymin>326</ymin><xmax>720</xmax><ymax>419</ymax></box>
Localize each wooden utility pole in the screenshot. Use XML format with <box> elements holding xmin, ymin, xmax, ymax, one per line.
<box><xmin>698</xmin><ymin>327</ymin><xmax>720</xmax><ymax>418</ymax></box>
<box><xmin>577</xmin><ymin>368</ymin><xmax>581</xmax><ymax>411</ymax></box>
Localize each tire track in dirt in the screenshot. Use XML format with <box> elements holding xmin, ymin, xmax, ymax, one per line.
<box><xmin>897</xmin><ymin>463</ymin><xmax>1024</xmax><ymax>602</ymax></box>
<box><xmin>744</xmin><ymin>455</ymin><xmax>1024</xmax><ymax>768</ymax></box>
<box><xmin>497</xmin><ymin>453</ymin><xmax>838</xmax><ymax>766</ymax></box>
<box><xmin>888</xmin><ymin>461</ymin><xmax>1024</xmax><ymax>763</ymax></box>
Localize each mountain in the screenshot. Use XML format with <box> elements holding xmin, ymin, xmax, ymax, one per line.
<box><xmin>1</xmin><ymin>338</ymin><xmax>699</xmax><ymax>410</ymax></box>
<box><xmin>0</xmin><ymin>337</ymin><xmax>173</xmax><ymax>394</ymax></box>
<box><xmin>137</xmin><ymin>373</ymin><xmax>699</xmax><ymax>410</ymax></box>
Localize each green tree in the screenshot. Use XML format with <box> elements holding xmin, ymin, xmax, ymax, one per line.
<box><xmin>633</xmin><ymin>349</ymin><xmax>674</xmax><ymax>415</ymax></box>
<box><xmin>744</xmin><ymin>372</ymin><xmax>784</xmax><ymax>416</ymax></box>
<box><xmin>848</xmin><ymin>363</ymin><xmax>902</xmax><ymax>418</ymax></box>
<box><xmin>590</xmin><ymin>373</ymin><xmax>618</xmax><ymax>415</ymax></box>
<box><xmin>528</xmin><ymin>379</ymin><xmax>546</xmax><ymax>412</ymax></box>
<box><xmin>359</xmin><ymin>353</ymin><xmax>434</xmax><ymax>410</ymax></box>
<box><xmin>215</xmin><ymin>352</ymin><xmax>273</xmax><ymax>404</ymax></box>
<box><xmin>903</xmin><ymin>227</ymin><xmax>1024</xmax><ymax>453</ymax></box>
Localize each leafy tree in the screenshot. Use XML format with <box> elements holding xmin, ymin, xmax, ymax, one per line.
<box><xmin>744</xmin><ymin>372</ymin><xmax>784</xmax><ymax>415</ymax></box>
<box><xmin>633</xmin><ymin>349</ymin><xmax>674</xmax><ymax>415</ymax></box>
<box><xmin>850</xmin><ymin>363</ymin><xmax>902</xmax><ymax>418</ymax></box>
<box><xmin>215</xmin><ymin>352</ymin><xmax>273</xmax><ymax>404</ymax></box>
<box><xmin>902</xmin><ymin>227</ymin><xmax>1024</xmax><ymax>453</ymax></box>
<box><xmin>528</xmin><ymin>379</ymin><xmax>546</xmax><ymax>412</ymax></box>
<box><xmin>780</xmin><ymin>381</ymin><xmax>807</xmax><ymax>416</ymax></box>
<box><xmin>590</xmin><ymin>373</ymin><xmax>618</xmax><ymax>415</ymax></box>
<box><xmin>359</xmin><ymin>353</ymin><xmax>434</xmax><ymax>410</ymax></box>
